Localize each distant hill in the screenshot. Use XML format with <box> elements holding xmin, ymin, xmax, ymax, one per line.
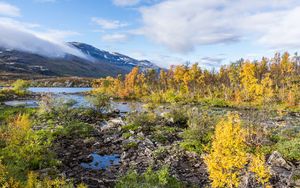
<box><xmin>0</xmin><ymin>42</ymin><xmax>160</xmax><ymax>78</ymax></box>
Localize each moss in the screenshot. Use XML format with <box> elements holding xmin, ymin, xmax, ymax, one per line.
<box><xmin>122</xmin><ymin>123</ymin><xmax>140</xmax><ymax>132</ymax></box>
<box><xmin>123</xmin><ymin>142</ymin><xmax>138</xmax><ymax>150</ymax></box>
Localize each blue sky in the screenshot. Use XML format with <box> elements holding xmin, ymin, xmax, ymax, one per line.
<box><xmin>0</xmin><ymin>0</ymin><xmax>300</xmax><ymax>68</ymax></box>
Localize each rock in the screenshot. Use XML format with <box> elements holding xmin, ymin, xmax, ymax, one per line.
<box><xmin>100</xmin><ymin>118</ymin><xmax>125</xmax><ymax>131</ymax></box>
<box><xmin>93</xmin><ymin>142</ymin><xmax>100</xmax><ymax>147</ymax></box>
<box><xmin>239</xmin><ymin>172</ymin><xmax>260</xmax><ymax>188</ymax></box>
<box><xmin>81</xmin><ymin>155</ymin><xmax>94</xmax><ymax>163</ymax></box>
<box><xmin>109</xmin><ymin>117</ymin><xmax>125</xmax><ymax>126</ymax></box>
<box><xmin>267</xmin><ymin>151</ymin><xmax>293</xmax><ymax>171</ymax></box>
<box><xmin>291</xmin><ymin>169</ymin><xmax>300</xmax><ymax>187</ymax></box>
<box><xmin>137</xmin><ymin>132</ymin><xmax>144</xmax><ymax>137</ymax></box>
<box><xmin>112</xmin><ymin>108</ymin><xmax>121</xmax><ymax>114</ymax></box>
<box><xmin>267</xmin><ymin>151</ymin><xmax>294</xmax><ymax>187</ymax></box>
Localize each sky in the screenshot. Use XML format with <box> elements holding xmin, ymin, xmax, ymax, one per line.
<box><xmin>0</xmin><ymin>0</ymin><xmax>300</xmax><ymax>68</ymax></box>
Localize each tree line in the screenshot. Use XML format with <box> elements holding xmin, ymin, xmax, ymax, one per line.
<box><xmin>92</xmin><ymin>52</ymin><xmax>300</xmax><ymax>108</ymax></box>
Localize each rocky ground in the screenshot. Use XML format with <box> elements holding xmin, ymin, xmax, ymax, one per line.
<box><xmin>44</xmin><ymin>107</ymin><xmax>300</xmax><ymax>188</ymax></box>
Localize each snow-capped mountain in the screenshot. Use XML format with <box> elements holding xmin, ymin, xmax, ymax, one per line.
<box><xmin>69</xmin><ymin>42</ymin><xmax>159</xmax><ymax>70</ymax></box>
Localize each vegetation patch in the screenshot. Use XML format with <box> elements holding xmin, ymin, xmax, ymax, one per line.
<box><xmin>116</xmin><ymin>166</ymin><xmax>183</xmax><ymax>188</ymax></box>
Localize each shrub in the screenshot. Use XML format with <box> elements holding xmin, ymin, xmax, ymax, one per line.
<box><xmin>0</xmin><ymin>106</ymin><xmax>35</xmax><ymax>124</ymax></box>
<box><xmin>115</xmin><ymin>166</ymin><xmax>183</xmax><ymax>188</ymax></box>
<box><xmin>86</xmin><ymin>93</ymin><xmax>111</xmax><ymax>113</ymax></box>
<box><xmin>275</xmin><ymin>138</ymin><xmax>300</xmax><ymax>161</ymax></box>
<box><xmin>38</xmin><ymin>95</ymin><xmax>77</xmax><ymax>117</ymax></box>
<box><xmin>54</xmin><ymin>121</ymin><xmax>94</xmax><ymax>138</ymax></box>
<box><xmin>163</xmin><ymin>106</ymin><xmax>189</xmax><ymax>128</ymax></box>
<box><xmin>0</xmin><ymin>114</ymin><xmax>58</xmax><ymax>181</ymax></box>
<box><xmin>12</xmin><ymin>80</ymin><xmax>29</xmax><ymax>95</ymax></box>
<box><xmin>24</xmin><ymin>172</ymin><xmax>87</xmax><ymax>188</ymax></box>
<box><xmin>204</xmin><ymin>114</ymin><xmax>248</xmax><ymax>188</ymax></box>
<box><xmin>126</xmin><ymin>112</ymin><xmax>159</xmax><ymax>133</ymax></box>
<box><xmin>249</xmin><ymin>154</ymin><xmax>271</xmax><ymax>186</ymax></box>
<box><xmin>180</xmin><ymin>109</ymin><xmax>215</xmax><ymax>154</ymax></box>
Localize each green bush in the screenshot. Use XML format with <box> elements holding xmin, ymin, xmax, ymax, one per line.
<box><xmin>54</xmin><ymin>121</ymin><xmax>94</xmax><ymax>138</ymax></box>
<box><xmin>116</xmin><ymin>166</ymin><xmax>183</xmax><ymax>188</ymax></box>
<box><xmin>275</xmin><ymin>138</ymin><xmax>300</xmax><ymax>161</ymax></box>
<box><xmin>126</xmin><ymin>112</ymin><xmax>159</xmax><ymax>133</ymax></box>
<box><xmin>86</xmin><ymin>93</ymin><xmax>111</xmax><ymax>113</ymax></box>
<box><xmin>179</xmin><ymin>109</ymin><xmax>216</xmax><ymax>154</ymax></box>
<box><xmin>163</xmin><ymin>106</ymin><xmax>189</xmax><ymax>128</ymax></box>
<box><xmin>0</xmin><ymin>106</ymin><xmax>35</xmax><ymax>124</ymax></box>
<box><xmin>0</xmin><ymin>114</ymin><xmax>58</xmax><ymax>181</ymax></box>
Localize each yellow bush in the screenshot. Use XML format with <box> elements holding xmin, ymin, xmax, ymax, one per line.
<box><xmin>2</xmin><ymin>178</ymin><xmax>21</xmax><ymax>188</ymax></box>
<box><xmin>6</xmin><ymin>114</ymin><xmax>31</xmax><ymax>144</ymax></box>
<box><xmin>204</xmin><ymin>114</ymin><xmax>248</xmax><ymax>188</ymax></box>
<box><xmin>249</xmin><ymin>154</ymin><xmax>271</xmax><ymax>186</ymax></box>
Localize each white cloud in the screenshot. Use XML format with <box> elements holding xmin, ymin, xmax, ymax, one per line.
<box><xmin>139</xmin><ymin>0</ymin><xmax>300</xmax><ymax>53</ymax></box>
<box><xmin>0</xmin><ymin>2</ymin><xmax>20</xmax><ymax>17</ymax></box>
<box><xmin>91</xmin><ymin>17</ymin><xmax>127</xmax><ymax>30</ymax></box>
<box><xmin>101</xmin><ymin>33</ymin><xmax>128</xmax><ymax>42</ymax></box>
<box><xmin>0</xmin><ymin>17</ymin><xmax>86</xmax><ymax>58</ymax></box>
<box><xmin>113</xmin><ymin>0</ymin><xmax>140</xmax><ymax>6</ymax></box>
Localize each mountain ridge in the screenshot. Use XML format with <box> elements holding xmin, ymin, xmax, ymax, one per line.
<box><xmin>0</xmin><ymin>42</ymin><xmax>160</xmax><ymax>78</ymax></box>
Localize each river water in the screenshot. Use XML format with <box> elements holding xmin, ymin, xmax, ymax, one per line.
<box><xmin>3</xmin><ymin>87</ymin><xmax>142</xmax><ymax>113</ymax></box>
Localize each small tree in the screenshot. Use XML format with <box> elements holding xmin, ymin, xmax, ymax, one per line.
<box><xmin>204</xmin><ymin>114</ymin><xmax>248</xmax><ymax>188</ymax></box>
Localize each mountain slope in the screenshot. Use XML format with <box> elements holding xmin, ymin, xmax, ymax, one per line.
<box><xmin>69</xmin><ymin>42</ymin><xmax>159</xmax><ymax>70</ymax></box>
<box><xmin>0</xmin><ymin>42</ymin><xmax>159</xmax><ymax>78</ymax></box>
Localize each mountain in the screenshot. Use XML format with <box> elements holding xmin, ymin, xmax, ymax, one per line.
<box><xmin>0</xmin><ymin>42</ymin><xmax>159</xmax><ymax>78</ymax></box>
<box><xmin>69</xmin><ymin>42</ymin><xmax>159</xmax><ymax>71</ymax></box>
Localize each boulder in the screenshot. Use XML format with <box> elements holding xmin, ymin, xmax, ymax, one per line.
<box><xmin>267</xmin><ymin>151</ymin><xmax>294</xmax><ymax>187</ymax></box>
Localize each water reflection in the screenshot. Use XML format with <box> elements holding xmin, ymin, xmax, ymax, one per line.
<box><xmin>80</xmin><ymin>154</ymin><xmax>120</xmax><ymax>170</ymax></box>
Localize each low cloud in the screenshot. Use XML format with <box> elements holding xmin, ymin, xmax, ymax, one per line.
<box><xmin>139</xmin><ymin>0</ymin><xmax>300</xmax><ymax>53</ymax></box>
<box><xmin>0</xmin><ymin>2</ymin><xmax>20</xmax><ymax>17</ymax></box>
<box><xmin>0</xmin><ymin>17</ymin><xmax>87</xmax><ymax>58</ymax></box>
<box><xmin>91</xmin><ymin>17</ymin><xmax>127</xmax><ymax>30</ymax></box>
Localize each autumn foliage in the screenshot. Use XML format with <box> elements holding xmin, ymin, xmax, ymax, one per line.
<box><xmin>204</xmin><ymin>114</ymin><xmax>248</xmax><ymax>188</ymax></box>
<box><xmin>93</xmin><ymin>52</ymin><xmax>299</xmax><ymax>108</ymax></box>
<box><xmin>204</xmin><ymin>114</ymin><xmax>271</xmax><ymax>188</ymax></box>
